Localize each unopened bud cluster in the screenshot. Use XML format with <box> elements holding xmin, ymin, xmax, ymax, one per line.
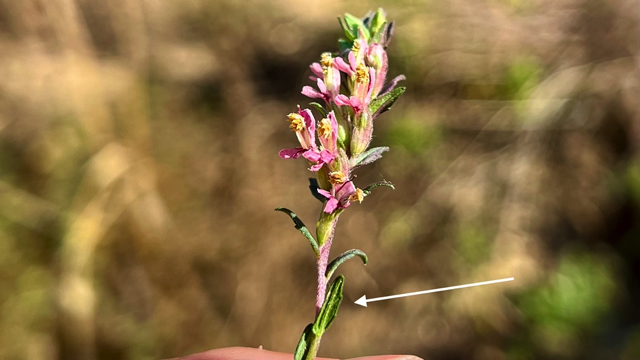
<box><xmin>279</xmin><ymin>9</ymin><xmax>405</xmax><ymax>234</ymax></box>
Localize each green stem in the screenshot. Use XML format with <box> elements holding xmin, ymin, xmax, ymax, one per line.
<box><xmin>303</xmin><ymin>332</ymin><xmax>322</xmax><ymax>360</ymax></box>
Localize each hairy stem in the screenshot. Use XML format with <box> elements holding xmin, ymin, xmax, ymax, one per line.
<box><xmin>303</xmin><ymin>332</ymin><xmax>322</xmax><ymax>360</ymax></box>
<box><xmin>315</xmin><ymin>233</ymin><xmax>333</xmax><ymax>314</ymax></box>
<box><xmin>308</xmin><ymin>214</ymin><xmax>338</xmax><ymax>360</ymax></box>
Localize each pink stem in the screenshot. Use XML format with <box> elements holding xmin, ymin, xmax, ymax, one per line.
<box><xmin>315</xmin><ymin>234</ymin><xmax>334</xmax><ymax>314</ymax></box>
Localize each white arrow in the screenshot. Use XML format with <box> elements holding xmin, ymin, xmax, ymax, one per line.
<box><xmin>354</xmin><ymin>277</ymin><xmax>514</xmax><ymax>307</ymax></box>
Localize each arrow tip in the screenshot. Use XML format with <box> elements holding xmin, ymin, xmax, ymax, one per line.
<box><xmin>355</xmin><ymin>295</ymin><xmax>367</xmax><ymax>307</ymax></box>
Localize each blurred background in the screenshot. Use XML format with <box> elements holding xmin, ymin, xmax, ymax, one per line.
<box><xmin>0</xmin><ymin>0</ymin><xmax>638</xmax><ymax>359</ymax></box>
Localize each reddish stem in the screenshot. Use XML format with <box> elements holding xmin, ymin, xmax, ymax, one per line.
<box><xmin>315</xmin><ymin>233</ymin><xmax>333</xmax><ymax>314</ymax></box>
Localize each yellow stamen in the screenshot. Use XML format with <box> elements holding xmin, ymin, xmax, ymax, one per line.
<box><xmin>349</xmin><ymin>188</ymin><xmax>365</xmax><ymax>203</ymax></box>
<box><xmin>287</xmin><ymin>113</ymin><xmax>305</xmax><ymax>132</ymax></box>
<box><xmin>320</xmin><ymin>52</ymin><xmax>332</xmax><ymax>69</ymax></box>
<box><xmin>355</xmin><ymin>64</ymin><xmax>369</xmax><ymax>84</ymax></box>
<box><xmin>352</xmin><ymin>41</ymin><xmax>360</xmax><ymax>58</ymax></box>
<box><xmin>318</xmin><ymin>118</ymin><xmax>332</xmax><ymax>139</ymax></box>
<box><xmin>329</xmin><ymin>171</ymin><xmax>347</xmax><ymax>185</ymax></box>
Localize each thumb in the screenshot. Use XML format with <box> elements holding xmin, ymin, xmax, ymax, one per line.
<box><xmin>169</xmin><ymin>347</ymin><xmax>423</xmax><ymax>360</ymax></box>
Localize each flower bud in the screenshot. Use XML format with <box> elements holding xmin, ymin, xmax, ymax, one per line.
<box><xmin>366</xmin><ymin>44</ymin><xmax>388</xmax><ymax>97</ymax></box>
<box><xmin>316</xmin><ymin>210</ymin><xmax>340</xmax><ymax>246</ymax></box>
<box><xmin>350</xmin><ymin>110</ymin><xmax>374</xmax><ymax>157</ymax></box>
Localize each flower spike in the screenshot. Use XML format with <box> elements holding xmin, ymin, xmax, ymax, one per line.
<box><xmin>277</xmin><ymin>9</ymin><xmax>405</xmax><ymax>360</ymax></box>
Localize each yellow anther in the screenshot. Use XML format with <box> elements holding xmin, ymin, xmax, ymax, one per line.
<box><xmin>349</xmin><ymin>188</ymin><xmax>365</xmax><ymax>203</ymax></box>
<box><xmin>352</xmin><ymin>41</ymin><xmax>360</xmax><ymax>58</ymax></box>
<box><xmin>320</xmin><ymin>52</ymin><xmax>332</xmax><ymax>69</ymax></box>
<box><xmin>329</xmin><ymin>171</ymin><xmax>347</xmax><ymax>185</ymax></box>
<box><xmin>287</xmin><ymin>113</ymin><xmax>305</xmax><ymax>132</ymax></box>
<box><xmin>318</xmin><ymin>118</ymin><xmax>332</xmax><ymax>139</ymax></box>
<box><xmin>355</xmin><ymin>64</ymin><xmax>369</xmax><ymax>83</ymax></box>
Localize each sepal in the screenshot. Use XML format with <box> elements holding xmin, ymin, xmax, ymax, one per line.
<box><xmin>316</xmin><ymin>209</ymin><xmax>341</xmax><ymax>246</ymax></box>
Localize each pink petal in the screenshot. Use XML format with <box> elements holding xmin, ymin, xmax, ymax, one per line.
<box><xmin>334</xmin><ymin>57</ymin><xmax>353</xmax><ymax>75</ymax></box>
<box><xmin>278</xmin><ymin>148</ymin><xmax>305</xmax><ymax>159</ymax></box>
<box><xmin>303</xmin><ymin>150</ymin><xmax>321</xmax><ymax>162</ymax></box>
<box><xmin>323</xmin><ymin>198</ymin><xmax>339</xmax><ymax>213</ymax></box>
<box><xmin>367</xmin><ymin>68</ymin><xmax>376</xmax><ymax>100</ymax></box>
<box><xmin>350</xmin><ymin>96</ymin><xmax>362</xmax><ymax>109</ymax></box>
<box><xmin>310</xmin><ymin>62</ymin><xmax>323</xmax><ymax>78</ymax></box>
<box><xmin>299</xmin><ymin>108</ymin><xmax>316</xmax><ymax>135</ymax></box>
<box><xmin>301</xmin><ymin>86</ymin><xmax>323</xmax><ymax>99</ymax></box>
<box><xmin>316</xmin><ymin>78</ymin><xmax>327</xmax><ymax>94</ymax></box>
<box><xmin>309</xmin><ymin>163</ymin><xmax>324</xmax><ymax>172</ymax></box>
<box><xmin>309</xmin><ymin>76</ymin><xmax>318</xmax><ymax>82</ymax></box>
<box><xmin>348</xmin><ymin>51</ymin><xmax>357</xmax><ymax>70</ymax></box>
<box><xmin>336</xmin><ymin>181</ymin><xmax>356</xmax><ymax>203</ymax></box>
<box><xmin>317</xmin><ymin>189</ymin><xmax>332</xmax><ymax>199</ymax></box>
<box><xmin>334</xmin><ymin>94</ymin><xmax>351</xmax><ymax>106</ymax></box>
<box><xmin>319</xmin><ymin>149</ymin><xmax>335</xmax><ymax>164</ymax></box>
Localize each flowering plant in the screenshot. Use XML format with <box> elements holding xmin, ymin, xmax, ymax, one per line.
<box><xmin>276</xmin><ymin>9</ymin><xmax>405</xmax><ymax>360</ymax></box>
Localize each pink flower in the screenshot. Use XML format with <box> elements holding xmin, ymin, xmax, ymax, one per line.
<box><xmin>309</xmin><ymin>62</ymin><xmax>323</xmax><ymax>81</ymax></box>
<box><xmin>333</xmin><ymin>36</ymin><xmax>368</xmax><ymax>77</ymax></box>
<box><xmin>334</xmin><ymin>56</ymin><xmax>354</xmax><ymax>77</ymax></box>
<box><xmin>278</xmin><ymin>107</ymin><xmax>334</xmax><ymax>171</ymax></box>
<box><xmin>333</xmin><ymin>41</ymin><xmax>376</xmax><ymax>106</ymax></box>
<box><xmin>317</xmin><ymin>111</ymin><xmax>339</xmax><ymax>156</ymax></box>
<box><xmin>301</xmin><ymin>78</ymin><xmax>332</xmax><ymax>104</ymax></box>
<box><xmin>365</xmin><ymin>43</ymin><xmax>388</xmax><ymax>97</ymax></box>
<box><xmin>317</xmin><ymin>180</ymin><xmax>363</xmax><ymax>213</ymax></box>
<box><xmin>303</xmin><ymin>53</ymin><xmax>342</xmax><ymax>104</ymax></box>
<box><xmin>335</xmin><ymin>94</ymin><xmax>364</xmax><ymax>114</ymax></box>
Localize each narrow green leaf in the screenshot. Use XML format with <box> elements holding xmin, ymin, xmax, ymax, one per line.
<box><xmin>294</xmin><ymin>323</ymin><xmax>314</xmax><ymax>360</ymax></box>
<box><xmin>362</xmin><ymin>181</ymin><xmax>395</xmax><ymax>196</ymax></box>
<box><xmin>343</xmin><ymin>13</ymin><xmax>364</xmax><ymax>31</ymax></box>
<box><xmin>275</xmin><ymin>208</ymin><xmax>319</xmax><ymax>256</ymax></box>
<box><xmin>309</xmin><ymin>102</ymin><xmax>327</xmax><ymax>118</ymax></box>
<box><xmin>338</xmin><ymin>16</ymin><xmax>356</xmax><ymax>41</ymax></box>
<box><xmin>343</xmin><ymin>13</ymin><xmax>370</xmax><ymax>41</ymax></box>
<box><xmin>370</xmin><ymin>87</ymin><xmax>406</xmax><ymax>118</ymax></box>
<box><xmin>370</xmin><ymin>8</ymin><xmax>387</xmax><ymax>35</ymax></box>
<box><xmin>353</xmin><ymin>146</ymin><xmax>389</xmax><ymax>167</ymax></box>
<box><xmin>325</xmin><ymin>250</ymin><xmax>368</xmax><ymax>280</ymax></box>
<box><xmin>371</xmin><ymin>22</ymin><xmax>387</xmax><ymax>44</ymax></box>
<box><xmin>313</xmin><ymin>275</ymin><xmax>345</xmax><ymax>336</ymax></box>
